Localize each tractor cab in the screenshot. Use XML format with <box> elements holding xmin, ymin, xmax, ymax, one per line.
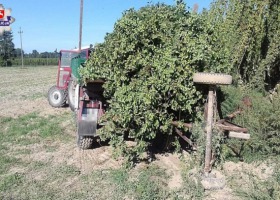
<box><xmin>47</xmin><ymin>47</ymin><xmax>91</xmax><ymax>108</ymax></box>
<box><xmin>57</xmin><ymin>50</ymin><xmax>80</xmax><ymax>90</ymax></box>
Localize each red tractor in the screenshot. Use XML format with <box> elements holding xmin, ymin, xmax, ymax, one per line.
<box><xmin>48</xmin><ymin>46</ymin><xmax>106</xmax><ymax>149</ymax></box>
<box><xmin>47</xmin><ymin>47</ymin><xmax>91</xmax><ymax>110</ymax></box>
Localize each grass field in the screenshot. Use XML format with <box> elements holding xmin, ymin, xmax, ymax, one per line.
<box><xmin>0</xmin><ymin>66</ymin><xmax>279</xmax><ymax>200</ymax></box>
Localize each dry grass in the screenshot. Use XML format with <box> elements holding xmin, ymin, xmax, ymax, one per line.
<box><xmin>0</xmin><ymin>66</ymin><xmax>279</xmax><ymax>200</ymax></box>
<box><xmin>0</xmin><ymin>66</ymin><xmax>56</xmax><ymax>101</ymax></box>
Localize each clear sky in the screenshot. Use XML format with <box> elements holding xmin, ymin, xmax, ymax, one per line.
<box><xmin>1</xmin><ymin>0</ymin><xmax>212</xmax><ymax>53</ymax></box>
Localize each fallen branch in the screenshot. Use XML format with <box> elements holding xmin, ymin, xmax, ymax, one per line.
<box><xmin>174</xmin><ymin>127</ymin><xmax>194</xmax><ymax>147</ymax></box>
<box><xmin>216</xmin><ymin>120</ymin><xmax>248</xmax><ymax>133</ymax></box>
<box><xmin>171</xmin><ymin>121</ymin><xmax>192</xmax><ymax>129</ymax></box>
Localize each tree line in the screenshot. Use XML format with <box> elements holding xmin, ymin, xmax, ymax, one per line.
<box><xmin>0</xmin><ymin>31</ymin><xmax>59</xmax><ymax>67</ymax></box>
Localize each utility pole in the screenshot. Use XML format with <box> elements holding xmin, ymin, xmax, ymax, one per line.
<box><xmin>18</xmin><ymin>27</ymin><xmax>24</xmax><ymax>68</ymax></box>
<box><xmin>79</xmin><ymin>0</ymin><xmax>84</xmax><ymax>52</ymax></box>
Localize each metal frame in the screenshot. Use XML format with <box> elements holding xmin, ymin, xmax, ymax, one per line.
<box><xmin>76</xmin><ymin>84</ymin><xmax>106</xmax><ymax>137</ymax></box>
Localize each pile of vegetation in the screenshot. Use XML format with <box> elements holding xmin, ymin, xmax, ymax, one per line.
<box><xmin>81</xmin><ymin>0</ymin><xmax>280</xmax><ymax>164</ymax></box>
<box><xmin>81</xmin><ymin>2</ymin><xmax>216</xmax><ymax>161</ymax></box>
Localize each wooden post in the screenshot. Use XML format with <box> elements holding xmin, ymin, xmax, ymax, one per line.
<box><xmin>204</xmin><ymin>85</ymin><xmax>216</xmax><ymax>174</ymax></box>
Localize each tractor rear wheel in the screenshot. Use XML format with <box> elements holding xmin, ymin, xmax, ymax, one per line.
<box><xmin>77</xmin><ymin>136</ymin><xmax>94</xmax><ymax>149</ymax></box>
<box><xmin>47</xmin><ymin>85</ymin><xmax>67</xmax><ymax>107</ymax></box>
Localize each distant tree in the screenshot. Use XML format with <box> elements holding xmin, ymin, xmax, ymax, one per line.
<box><xmin>40</xmin><ymin>51</ymin><xmax>49</xmax><ymax>58</ymax></box>
<box><xmin>13</xmin><ymin>48</ymin><xmax>22</xmax><ymax>58</ymax></box>
<box><xmin>32</xmin><ymin>50</ymin><xmax>39</xmax><ymax>58</ymax></box>
<box><xmin>0</xmin><ymin>31</ymin><xmax>15</xmax><ymax>66</ymax></box>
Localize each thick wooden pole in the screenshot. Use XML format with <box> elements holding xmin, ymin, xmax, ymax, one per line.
<box><xmin>204</xmin><ymin>86</ymin><xmax>215</xmax><ymax>174</ymax></box>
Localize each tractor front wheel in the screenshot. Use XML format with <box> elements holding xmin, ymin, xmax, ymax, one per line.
<box><xmin>77</xmin><ymin>136</ymin><xmax>94</xmax><ymax>150</ymax></box>
<box><xmin>47</xmin><ymin>85</ymin><xmax>67</xmax><ymax>107</ymax></box>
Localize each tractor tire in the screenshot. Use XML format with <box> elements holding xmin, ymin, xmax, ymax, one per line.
<box><xmin>47</xmin><ymin>85</ymin><xmax>67</xmax><ymax>107</ymax></box>
<box><xmin>68</xmin><ymin>77</ymin><xmax>77</xmax><ymax>111</ymax></box>
<box><xmin>77</xmin><ymin>136</ymin><xmax>93</xmax><ymax>150</ymax></box>
<box><xmin>193</xmin><ymin>73</ymin><xmax>232</xmax><ymax>85</ymax></box>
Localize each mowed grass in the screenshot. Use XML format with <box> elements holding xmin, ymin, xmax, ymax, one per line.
<box><xmin>0</xmin><ymin>113</ymin><xmax>184</xmax><ymax>199</ymax></box>
<box><xmin>0</xmin><ymin>66</ymin><xmax>57</xmax><ymax>101</ymax></box>
<box><xmin>0</xmin><ymin>66</ymin><xmax>200</xmax><ymax>199</ymax></box>
<box><xmin>0</xmin><ymin>112</ymin><xmax>203</xmax><ymax>199</ymax></box>
<box><xmin>0</xmin><ymin>66</ymin><xmax>279</xmax><ymax>200</ymax></box>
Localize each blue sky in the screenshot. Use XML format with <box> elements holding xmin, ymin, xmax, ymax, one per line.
<box><xmin>1</xmin><ymin>0</ymin><xmax>212</xmax><ymax>53</ymax></box>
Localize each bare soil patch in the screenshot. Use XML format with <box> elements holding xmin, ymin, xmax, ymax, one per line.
<box><xmin>154</xmin><ymin>153</ymin><xmax>183</xmax><ymax>189</ymax></box>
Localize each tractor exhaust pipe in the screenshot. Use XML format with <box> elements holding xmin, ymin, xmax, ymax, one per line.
<box><xmin>79</xmin><ymin>0</ymin><xmax>84</xmax><ymax>52</ymax></box>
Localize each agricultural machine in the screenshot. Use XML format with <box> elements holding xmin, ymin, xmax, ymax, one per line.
<box><xmin>50</xmin><ymin>51</ymin><xmax>251</xmax><ymax>178</ymax></box>
<box><xmin>48</xmin><ymin>47</ymin><xmax>250</xmax><ymax>176</ymax></box>
<box><xmin>47</xmin><ymin>46</ymin><xmax>107</xmax><ymax>149</ymax></box>
<box><xmin>47</xmin><ymin>47</ymin><xmax>91</xmax><ymax>110</ymax></box>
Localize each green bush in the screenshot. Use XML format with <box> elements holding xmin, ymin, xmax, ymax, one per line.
<box><xmin>221</xmin><ymin>86</ymin><xmax>280</xmax><ymax>161</ymax></box>
<box><xmin>81</xmin><ymin>3</ymin><xmax>217</xmax><ymax>161</ymax></box>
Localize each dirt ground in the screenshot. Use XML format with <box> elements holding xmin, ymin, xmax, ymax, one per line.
<box><xmin>0</xmin><ymin>66</ymin><xmax>275</xmax><ymax>200</ymax></box>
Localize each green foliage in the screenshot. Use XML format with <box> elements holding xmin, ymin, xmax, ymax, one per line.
<box><xmin>229</xmin><ymin>160</ymin><xmax>280</xmax><ymax>199</ymax></box>
<box><xmin>108</xmin><ymin>166</ymin><xmax>169</xmax><ymax>200</ymax></box>
<box><xmin>78</xmin><ymin>0</ymin><xmax>280</xmax><ymax>166</ymax></box>
<box><xmin>0</xmin><ymin>113</ymin><xmax>65</xmax><ymax>145</ymax></box>
<box><xmin>205</xmin><ymin>0</ymin><xmax>280</xmax><ymax>90</ymax></box>
<box><xmin>81</xmin><ymin>3</ymin><xmax>216</xmax><ymax>161</ymax></box>
<box><xmin>11</xmin><ymin>57</ymin><xmax>57</xmax><ymax>66</ymax></box>
<box><xmin>0</xmin><ymin>31</ymin><xmax>15</xmax><ymax>66</ymax></box>
<box><xmin>221</xmin><ymin>86</ymin><xmax>280</xmax><ymax>161</ymax></box>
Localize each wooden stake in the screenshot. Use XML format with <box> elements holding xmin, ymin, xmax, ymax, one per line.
<box><xmin>204</xmin><ymin>86</ymin><xmax>215</xmax><ymax>174</ymax></box>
